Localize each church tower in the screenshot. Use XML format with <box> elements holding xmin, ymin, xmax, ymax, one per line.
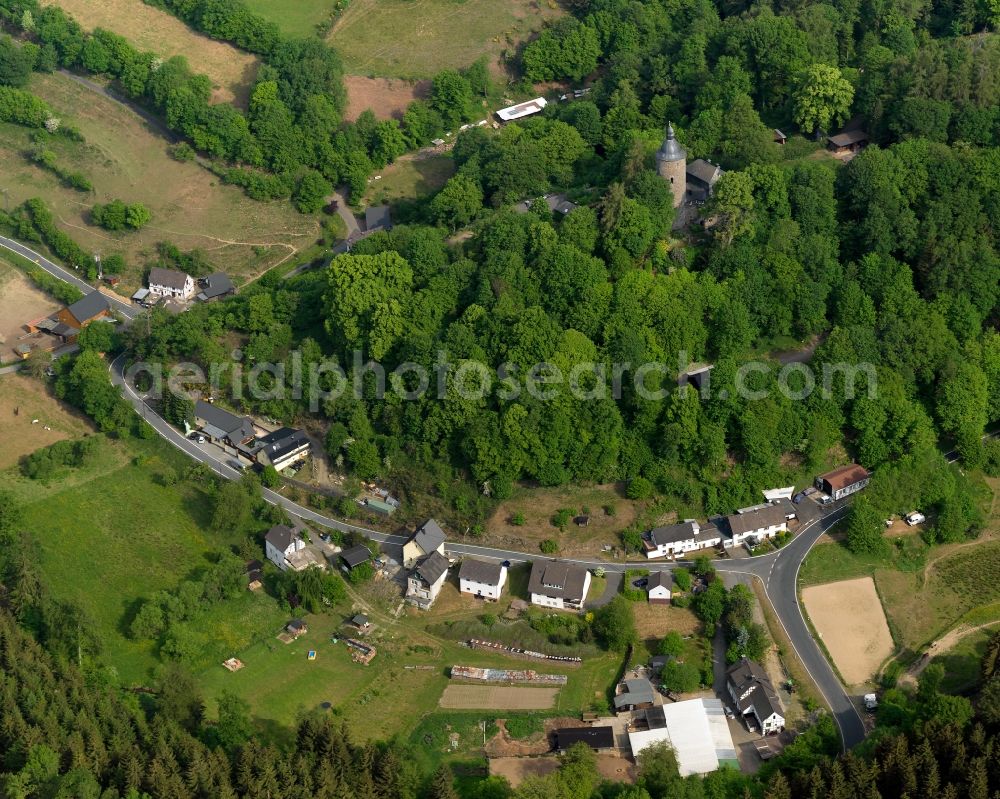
<box><xmin>656</xmin><ymin>123</ymin><xmax>686</xmax><ymax>208</ymax></box>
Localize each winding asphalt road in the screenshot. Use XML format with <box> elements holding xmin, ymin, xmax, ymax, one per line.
<box><xmin>0</xmin><ymin>225</ymin><xmax>867</xmax><ymax>751</ymax></box>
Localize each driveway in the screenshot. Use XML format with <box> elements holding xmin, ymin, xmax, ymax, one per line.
<box><xmin>586</xmin><ymin>571</ymin><xmax>623</xmax><ymax>609</ymax></box>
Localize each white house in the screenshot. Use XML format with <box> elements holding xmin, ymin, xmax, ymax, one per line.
<box><xmin>726</xmin><ymin>659</ymin><xmax>784</xmax><ymax>734</ymax></box>
<box><xmin>496</xmin><ymin>97</ymin><xmax>547</xmax><ymax>122</ymax></box>
<box><xmin>402</xmin><ymin>518</ymin><xmax>446</xmax><ymax>569</ymax></box>
<box><xmin>647</xmin><ymin>571</ymin><xmax>672</xmax><ymax>604</ymax></box>
<box><xmin>264</xmin><ymin>524</ymin><xmax>305</xmax><ymax>571</ymax></box>
<box><xmin>644</xmin><ymin>520</ymin><xmax>722</xmax><ymax>559</ymax></box>
<box><xmin>726</xmin><ymin>503</ymin><xmax>791</xmax><ymax>547</ymax></box>
<box><xmin>459</xmin><ymin>558</ymin><xmax>507</xmax><ymax>601</ymax></box>
<box><xmin>528</xmin><ymin>560</ymin><xmax>591</xmax><ymax>610</ymax></box>
<box><xmin>406</xmin><ymin>551</ymin><xmax>449</xmax><ymax>609</ymax></box>
<box><xmin>147</xmin><ymin>267</ymin><xmax>195</xmax><ymax>300</ymax></box>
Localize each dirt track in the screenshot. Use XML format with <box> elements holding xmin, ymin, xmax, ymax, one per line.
<box><xmin>899</xmin><ymin>620</ymin><xmax>1000</xmax><ymax>688</ymax></box>
<box><xmin>802</xmin><ymin>577</ymin><xmax>894</xmax><ymax>685</ymax></box>
<box><xmin>439</xmin><ymin>684</ymin><xmax>558</xmax><ymax>709</ymax></box>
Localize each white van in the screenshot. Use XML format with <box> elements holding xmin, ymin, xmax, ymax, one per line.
<box><xmin>905</xmin><ymin>512</ymin><xmax>925</xmax><ymax>526</ymax></box>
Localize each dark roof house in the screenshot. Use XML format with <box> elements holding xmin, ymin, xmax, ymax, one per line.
<box><xmin>528</xmin><ymin>560</ymin><xmax>590</xmax><ymax>603</ymax></box>
<box><xmin>727</xmin><ymin>504</ymin><xmax>789</xmax><ymax>538</ymax></box>
<box><xmin>650</xmin><ymin>521</ymin><xmax>699</xmax><ymax>547</ymax></box>
<box><xmin>340</xmin><ymin>545</ymin><xmax>372</xmax><ymax>570</ymax></box>
<box><xmin>613</xmin><ymin>677</ymin><xmax>656</xmax><ymax>710</ymax></box>
<box><xmin>365</xmin><ymin>205</ymin><xmax>392</xmax><ymax>232</ymax></box>
<box><xmin>459</xmin><ymin>558</ymin><xmax>504</xmax><ymax>586</ymax></box>
<box><xmin>726</xmin><ymin>658</ymin><xmax>783</xmax><ymax>732</ymax></box>
<box><xmin>197</xmin><ymin>272</ymin><xmax>235</xmax><ymax>301</ymax></box>
<box><xmin>65</xmin><ymin>291</ymin><xmax>112</xmax><ymax>327</ymax></box>
<box><xmin>194</xmin><ymin>400</ymin><xmax>255</xmax><ymax>444</ymax></box>
<box><xmin>555</xmin><ymin>726</ymin><xmax>615</xmax><ymax>751</ymax></box>
<box><xmin>414</xmin><ymin>551</ymin><xmax>449</xmax><ymax>586</ymax></box>
<box><xmin>254</xmin><ymin>427</ymin><xmax>310</xmax><ymax>469</ymax></box>
<box><xmin>412</xmin><ymin>518</ymin><xmax>446</xmax><ymax>555</ymax></box>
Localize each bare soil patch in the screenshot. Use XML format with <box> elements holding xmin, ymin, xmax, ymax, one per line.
<box><xmin>486</xmin><ymin>483</ymin><xmax>639</xmax><ymax>557</ymax></box>
<box><xmin>41</xmin><ymin>0</ymin><xmax>258</xmax><ymax>106</ymax></box>
<box><xmin>489</xmin><ymin>757</ymin><xmax>558</xmax><ymax>787</ymax></box>
<box><xmin>0</xmin><ymin>263</ymin><xmax>61</xmax><ymax>363</ymax></box>
<box><xmin>0</xmin><ymin>374</ymin><xmax>94</xmax><ymax>469</ymax></box>
<box><xmin>802</xmin><ymin>577</ymin><xmax>894</xmax><ymax>685</ymax></box>
<box><xmin>343</xmin><ymin>76</ymin><xmax>430</xmax><ymax>122</ymax></box>
<box><xmin>439</xmin><ymin>684</ymin><xmax>559</xmax><ymax>710</ymax></box>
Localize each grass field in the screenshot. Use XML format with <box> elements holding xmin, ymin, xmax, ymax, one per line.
<box><xmin>243</xmin><ymin>0</ymin><xmax>341</xmax><ymax>38</ymax></box>
<box><xmin>328</xmin><ymin>0</ymin><xmax>563</xmax><ymax>79</ymax></box>
<box><xmin>1</xmin><ymin>72</ymin><xmax>319</xmax><ymax>291</ymax></box>
<box><xmin>364</xmin><ymin>151</ymin><xmax>456</xmax><ymax>204</ymax></box>
<box><xmin>439</xmin><ymin>685</ymin><xmax>559</xmax><ymax>709</ymax></box>
<box><xmin>0</xmin><ymin>374</ymin><xmax>94</xmax><ymax>470</ymax></box>
<box><xmin>484</xmin><ymin>483</ymin><xmax>640</xmax><ymax>558</ymax></box>
<box><xmin>41</xmin><ymin>0</ymin><xmax>258</xmax><ymax>105</ymax></box>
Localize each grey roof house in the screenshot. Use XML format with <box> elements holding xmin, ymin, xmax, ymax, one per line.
<box><xmin>194</xmin><ymin>400</ymin><xmax>255</xmax><ymax>446</ymax></box>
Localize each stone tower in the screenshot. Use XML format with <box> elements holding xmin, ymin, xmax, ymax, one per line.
<box><xmin>656</xmin><ymin>123</ymin><xmax>686</xmax><ymax>208</ymax></box>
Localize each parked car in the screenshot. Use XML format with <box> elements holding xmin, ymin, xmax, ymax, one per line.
<box><xmin>632</xmin><ymin>577</ymin><xmax>649</xmax><ymax>589</ymax></box>
<box><xmin>905</xmin><ymin>511</ymin><xmax>926</xmax><ymax>526</ymax></box>
<box><xmin>818</xmin><ymin>493</ymin><xmax>832</xmax><ymax>505</ymax></box>
<box><xmin>228</xmin><ymin>459</ymin><xmax>246</xmax><ymax>471</ymax></box>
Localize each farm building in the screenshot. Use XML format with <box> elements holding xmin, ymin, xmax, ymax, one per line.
<box><xmin>459</xmin><ymin>558</ymin><xmax>508</xmax><ymax>601</ymax></box>
<box><xmin>644</xmin><ymin>520</ymin><xmax>722</xmax><ymax>558</ymax></box>
<box><xmin>613</xmin><ymin>677</ymin><xmax>655</xmax><ymax>712</ymax></box>
<box><xmin>264</xmin><ymin>524</ymin><xmax>306</xmax><ymax>571</ymax></box>
<box><xmin>496</xmin><ymin>97</ymin><xmax>547</xmax><ymax>122</ymax></box>
<box><xmin>726</xmin><ymin>658</ymin><xmax>784</xmax><ymax>734</ymax></box>
<box><xmin>725</xmin><ymin>503</ymin><xmax>792</xmax><ymax>547</ymax></box>
<box><xmin>30</xmin><ymin>291</ymin><xmax>113</xmax><ymax>345</ymax></box>
<box><xmin>555</xmin><ymin>726</ymin><xmax>615</xmax><ymax>753</ymax></box>
<box><xmin>827</xmin><ymin>129</ymin><xmax>869</xmax><ymax>155</ymax></box>
<box><xmin>647</xmin><ymin>571</ymin><xmax>672</xmax><ymax>604</ymax></box>
<box><xmin>194</xmin><ymin>400</ymin><xmax>255</xmax><ymax>448</ymax></box>
<box><xmin>628</xmin><ymin>698</ymin><xmax>738</xmax><ymax>776</ymax></box>
<box><xmin>253</xmin><ymin>427</ymin><xmax>310</xmax><ymax>472</ymax></box>
<box><xmin>196</xmin><ymin>272</ymin><xmax>235</xmax><ymax>302</ymax></box>
<box><xmin>147</xmin><ymin>267</ymin><xmax>195</xmax><ymax>300</ymax></box>
<box><xmin>528</xmin><ymin>560</ymin><xmax>591</xmax><ymax>610</ymax></box>
<box><xmin>406</xmin><ymin>551</ymin><xmax>449</xmax><ymax>609</ymax></box>
<box><xmin>339</xmin><ymin>545</ymin><xmax>373</xmax><ymax>573</ymax></box>
<box><xmin>402</xmin><ymin>518</ymin><xmax>446</xmax><ymax>568</ymax></box>
<box><xmin>815</xmin><ymin>464</ymin><xmax>870</xmax><ymax>500</ymax></box>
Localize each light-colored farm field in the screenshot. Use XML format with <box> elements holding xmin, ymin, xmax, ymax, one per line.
<box><xmin>0</xmin><ymin>261</ymin><xmax>61</xmax><ymax>364</ymax></box>
<box><xmin>802</xmin><ymin>577</ymin><xmax>894</xmax><ymax>685</ymax></box>
<box><xmin>0</xmin><ymin>374</ymin><xmax>93</xmax><ymax>469</ymax></box>
<box><xmin>328</xmin><ymin>0</ymin><xmax>563</xmax><ymax>79</ymax></box>
<box><xmin>439</xmin><ymin>684</ymin><xmax>560</xmax><ymax>709</ymax></box>
<box><xmin>40</xmin><ymin>0</ymin><xmax>258</xmax><ymax>106</ymax></box>
<box><xmin>1</xmin><ymin>72</ymin><xmax>320</xmax><ymax>291</ymax></box>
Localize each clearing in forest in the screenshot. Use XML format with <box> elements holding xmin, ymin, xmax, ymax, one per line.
<box><xmin>328</xmin><ymin>0</ymin><xmax>563</xmax><ymax>79</ymax></box>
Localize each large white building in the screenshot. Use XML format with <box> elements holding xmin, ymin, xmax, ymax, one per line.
<box><xmin>627</xmin><ymin>699</ymin><xmax>738</xmax><ymax>776</ymax></box>
<box><xmin>528</xmin><ymin>560</ymin><xmax>591</xmax><ymax>610</ymax></box>
<box><xmin>459</xmin><ymin>558</ymin><xmax>507</xmax><ymax>601</ymax></box>
<box><xmin>644</xmin><ymin>520</ymin><xmax>722</xmax><ymax>559</ymax></box>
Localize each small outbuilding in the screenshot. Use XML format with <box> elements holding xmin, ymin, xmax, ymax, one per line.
<box><xmin>286</xmin><ymin>618</ymin><xmax>308</xmax><ymax>638</ymax></box>
<box><xmin>827</xmin><ymin>129</ymin><xmax>869</xmax><ymax>155</ymax></box>
<box><xmin>554</xmin><ymin>726</ymin><xmax>615</xmax><ymax>753</ymax></box>
<box><xmin>339</xmin><ymin>545</ymin><xmax>373</xmax><ymax>573</ymax></box>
